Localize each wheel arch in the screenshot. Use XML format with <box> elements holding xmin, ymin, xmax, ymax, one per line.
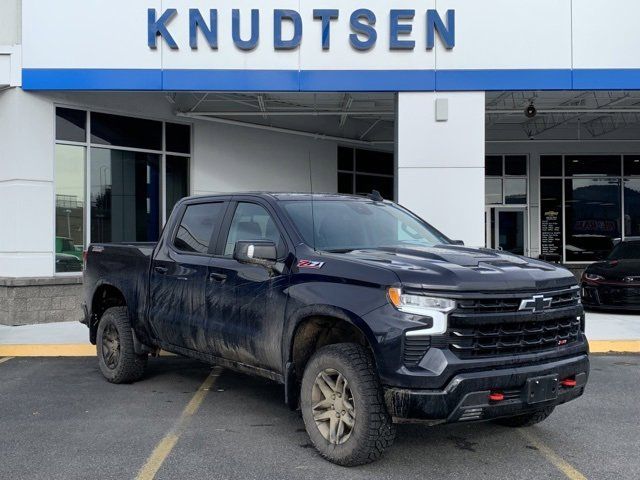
<box><xmin>89</xmin><ymin>282</ymin><xmax>127</xmax><ymax>344</ymax></box>
<box><xmin>283</xmin><ymin>305</ymin><xmax>379</xmax><ymax>409</ymax></box>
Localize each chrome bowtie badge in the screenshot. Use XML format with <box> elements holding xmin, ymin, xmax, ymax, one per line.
<box><xmin>518</xmin><ymin>295</ymin><xmax>552</xmax><ymax>313</ymax></box>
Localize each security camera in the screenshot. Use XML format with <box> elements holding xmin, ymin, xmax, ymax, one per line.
<box><xmin>525</xmin><ymin>103</ymin><xmax>537</xmax><ymax>118</ymax></box>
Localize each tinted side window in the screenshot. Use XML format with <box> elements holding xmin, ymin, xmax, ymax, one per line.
<box><xmin>174</xmin><ymin>203</ymin><xmax>225</xmax><ymax>254</ymax></box>
<box><xmin>224</xmin><ymin>203</ymin><xmax>285</xmax><ymax>257</ymax></box>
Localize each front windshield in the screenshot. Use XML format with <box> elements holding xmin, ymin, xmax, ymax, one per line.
<box><xmin>281</xmin><ymin>199</ymin><xmax>449</xmax><ymax>252</ymax></box>
<box><xmin>608</xmin><ymin>241</ymin><xmax>640</xmax><ymax>260</ymax></box>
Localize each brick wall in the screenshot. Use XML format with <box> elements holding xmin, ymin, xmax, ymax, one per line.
<box><xmin>0</xmin><ymin>277</ymin><xmax>83</xmax><ymax>326</ymax></box>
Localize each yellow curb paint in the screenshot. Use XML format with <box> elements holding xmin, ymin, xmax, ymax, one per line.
<box><xmin>518</xmin><ymin>429</ymin><xmax>587</xmax><ymax>480</ymax></box>
<box><xmin>588</xmin><ymin>340</ymin><xmax>640</xmax><ymax>353</ymax></box>
<box><xmin>136</xmin><ymin>367</ymin><xmax>222</xmax><ymax>480</ymax></box>
<box><xmin>0</xmin><ymin>345</ymin><xmax>177</xmax><ymax>357</ymax></box>
<box><xmin>0</xmin><ymin>356</ymin><xmax>14</xmax><ymax>364</ymax></box>
<box><xmin>0</xmin><ymin>344</ymin><xmax>96</xmax><ymax>357</ymax></box>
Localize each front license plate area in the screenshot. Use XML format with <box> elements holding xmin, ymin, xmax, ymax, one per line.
<box><xmin>526</xmin><ymin>374</ymin><xmax>559</xmax><ymax>404</ymax></box>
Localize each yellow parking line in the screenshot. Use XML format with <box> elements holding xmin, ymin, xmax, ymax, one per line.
<box><xmin>518</xmin><ymin>429</ymin><xmax>587</xmax><ymax>480</ymax></box>
<box><xmin>136</xmin><ymin>367</ymin><xmax>222</xmax><ymax>480</ymax></box>
<box><xmin>589</xmin><ymin>340</ymin><xmax>640</xmax><ymax>353</ymax></box>
<box><xmin>0</xmin><ymin>357</ymin><xmax>14</xmax><ymax>364</ymax></box>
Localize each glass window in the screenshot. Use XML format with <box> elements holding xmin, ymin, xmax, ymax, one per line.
<box><xmin>224</xmin><ymin>203</ymin><xmax>285</xmax><ymax>257</ymax></box>
<box><xmin>174</xmin><ymin>202</ymin><xmax>225</xmax><ymax>254</ymax></box>
<box><xmin>281</xmin><ymin>199</ymin><xmax>449</xmax><ymax>252</ymax></box>
<box><xmin>166</xmin><ymin>156</ymin><xmax>189</xmax><ymax>216</ymax></box>
<box><xmin>166</xmin><ymin>123</ymin><xmax>191</xmax><ymax>154</ymax></box>
<box><xmin>564</xmin><ymin>155</ymin><xmax>621</xmax><ymax>177</ymax></box>
<box><xmin>338</xmin><ymin>172</ymin><xmax>353</xmax><ymax>194</ymax></box>
<box><xmin>56</xmin><ymin>108</ymin><xmax>87</xmax><ymax>143</ymax></box>
<box><xmin>355</xmin><ymin>149</ymin><xmax>394</xmax><ymax>175</ymax></box>
<box><xmin>90</xmin><ymin>148</ymin><xmax>161</xmax><ymax>243</ymax></box>
<box><xmin>338</xmin><ymin>147</ymin><xmax>354</xmax><ymax>171</ymax></box>
<box><xmin>485</xmin><ymin>156</ymin><xmax>502</xmax><ymax>176</ymax></box>
<box><xmin>540</xmin><ymin>179</ymin><xmax>563</xmax><ymax>260</ymax></box>
<box><xmin>504</xmin><ymin>178</ymin><xmax>527</xmax><ymax>205</ymax></box>
<box><xmin>485</xmin><ymin>178</ymin><xmax>503</xmax><ymax>205</ymax></box>
<box><xmin>540</xmin><ymin>155</ymin><xmax>563</xmax><ymax>177</ymax></box>
<box><xmin>564</xmin><ymin>178</ymin><xmax>620</xmax><ymax>262</ymax></box>
<box><xmin>337</xmin><ymin>147</ymin><xmax>394</xmax><ymax>199</ymax></box>
<box><xmin>55</xmin><ymin>145</ymin><xmax>85</xmax><ymax>273</ymax></box>
<box><xmin>91</xmin><ymin>112</ymin><xmax>162</xmax><ymax>151</ymax></box>
<box><xmin>624</xmin><ymin>179</ymin><xmax>640</xmax><ymax>237</ymax></box>
<box><xmin>505</xmin><ymin>155</ymin><xmax>527</xmax><ymax>176</ymax></box>
<box><xmin>624</xmin><ymin>156</ymin><xmax>640</xmax><ymax>176</ymax></box>
<box><xmin>355</xmin><ymin>175</ymin><xmax>393</xmax><ymax>200</ymax></box>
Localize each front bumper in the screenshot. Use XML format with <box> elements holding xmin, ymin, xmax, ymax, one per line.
<box><xmin>582</xmin><ymin>283</ymin><xmax>640</xmax><ymax>311</ymax></box>
<box><xmin>384</xmin><ymin>354</ymin><xmax>589</xmax><ymax>423</ymax></box>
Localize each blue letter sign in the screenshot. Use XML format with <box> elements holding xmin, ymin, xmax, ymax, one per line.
<box><xmin>390</xmin><ymin>10</ymin><xmax>415</xmax><ymax>50</ymax></box>
<box><xmin>274</xmin><ymin>10</ymin><xmax>303</xmax><ymax>50</ymax></box>
<box><xmin>349</xmin><ymin>9</ymin><xmax>377</xmax><ymax>51</ymax></box>
<box><xmin>232</xmin><ymin>9</ymin><xmax>260</xmax><ymax>51</ymax></box>
<box><xmin>148</xmin><ymin>9</ymin><xmax>178</xmax><ymax>49</ymax></box>
<box><xmin>189</xmin><ymin>9</ymin><xmax>218</xmax><ymax>49</ymax></box>
<box><xmin>313</xmin><ymin>9</ymin><xmax>339</xmax><ymax>50</ymax></box>
<box><xmin>427</xmin><ymin>9</ymin><xmax>455</xmax><ymax>49</ymax></box>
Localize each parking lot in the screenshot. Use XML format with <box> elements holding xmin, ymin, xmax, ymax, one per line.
<box><xmin>0</xmin><ymin>355</ymin><xmax>638</xmax><ymax>480</ymax></box>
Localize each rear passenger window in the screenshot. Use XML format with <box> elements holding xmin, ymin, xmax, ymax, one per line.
<box><xmin>174</xmin><ymin>203</ymin><xmax>225</xmax><ymax>254</ymax></box>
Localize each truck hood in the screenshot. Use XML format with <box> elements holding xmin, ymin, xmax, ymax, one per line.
<box><xmin>327</xmin><ymin>245</ymin><xmax>576</xmax><ymax>292</ymax></box>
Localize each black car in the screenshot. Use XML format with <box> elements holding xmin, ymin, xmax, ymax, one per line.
<box><xmin>581</xmin><ymin>238</ymin><xmax>640</xmax><ymax>311</ymax></box>
<box><xmin>83</xmin><ymin>193</ymin><xmax>588</xmax><ymax>466</ymax></box>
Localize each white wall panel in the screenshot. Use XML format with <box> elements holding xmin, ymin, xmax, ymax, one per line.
<box><xmin>436</xmin><ymin>0</ymin><xmax>572</xmax><ymax>70</ymax></box>
<box><xmin>22</xmin><ymin>0</ymin><xmax>162</xmax><ymax>69</ymax></box>
<box><xmin>192</xmin><ymin>121</ymin><xmax>337</xmax><ymax>195</ymax></box>
<box><xmin>572</xmin><ymin>0</ymin><xmax>640</xmax><ymax>69</ymax></box>
<box><xmin>397</xmin><ymin>92</ymin><xmax>485</xmax><ymax>246</ymax></box>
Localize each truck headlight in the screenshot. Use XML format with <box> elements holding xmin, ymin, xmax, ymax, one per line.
<box><xmin>387</xmin><ymin>288</ymin><xmax>455</xmax><ymax>336</ymax></box>
<box><xmin>388</xmin><ymin>288</ymin><xmax>455</xmax><ymax>315</ymax></box>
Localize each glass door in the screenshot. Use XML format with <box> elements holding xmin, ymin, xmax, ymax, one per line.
<box><xmin>486</xmin><ymin>207</ymin><xmax>528</xmax><ymax>256</ymax></box>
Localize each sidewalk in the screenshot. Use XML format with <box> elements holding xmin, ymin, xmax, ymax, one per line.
<box><xmin>0</xmin><ymin>312</ymin><xmax>638</xmax><ymax>356</ymax></box>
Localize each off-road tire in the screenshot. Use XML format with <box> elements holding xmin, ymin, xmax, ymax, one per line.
<box><xmin>96</xmin><ymin>306</ymin><xmax>147</xmax><ymax>384</ymax></box>
<box><xmin>493</xmin><ymin>407</ymin><xmax>555</xmax><ymax>427</ymax></box>
<box><xmin>300</xmin><ymin>343</ymin><xmax>396</xmax><ymax>466</ymax></box>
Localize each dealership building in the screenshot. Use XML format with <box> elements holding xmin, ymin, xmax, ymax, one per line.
<box><xmin>2</xmin><ymin>0</ymin><xmax>640</xmax><ymax>324</ymax></box>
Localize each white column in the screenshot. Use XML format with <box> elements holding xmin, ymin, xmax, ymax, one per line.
<box><xmin>0</xmin><ymin>88</ymin><xmax>56</xmax><ymax>277</ymax></box>
<box><xmin>396</xmin><ymin>92</ymin><xmax>485</xmax><ymax>247</ymax></box>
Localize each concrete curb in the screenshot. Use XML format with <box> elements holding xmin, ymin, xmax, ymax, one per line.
<box><xmin>0</xmin><ymin>341</ymin><xmax>639</xmax><ymax>357</ymax></box>
<box><xmin>0</xmin><ymin>345</ymin><xmax>176</xmax><ymax>357</ymax></box>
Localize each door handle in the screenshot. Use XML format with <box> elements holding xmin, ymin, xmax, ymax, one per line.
<box><xmin>208</xmin><ymin>272</ymin><xmax>227</xmax><ymax>282</ymax></box>
<box><xmin>154</xmin><ymin>266</ymin><xmax>168</xmax><ymax>274</ymax></box>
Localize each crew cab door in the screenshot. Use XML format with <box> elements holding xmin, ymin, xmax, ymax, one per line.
<box><xmin>148</xmin><ymin>200</ymin><xmax>228</xmax><ymax>349</ymax></box>
<box><xmin>206</xmin><ymin>199</ymin><xmax>291</xmax><ymax>371</ymax></box>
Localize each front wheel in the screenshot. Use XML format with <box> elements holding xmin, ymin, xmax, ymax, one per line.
<box><xmin>493</xmin><ymin>407</ymin><xmax>555</xmax><ymax>427</ymax></box>
<box><xmin>300</xmin><ymin>343</ymin><xmax>396</xmax><ymax>466</ymax></box>
<box><xmin>96</xmin><ymin>306</ymin><xmax>148</xmax><ymax>384</ymax></box>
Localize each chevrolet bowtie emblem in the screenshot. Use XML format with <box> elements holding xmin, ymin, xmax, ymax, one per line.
<box><xmin>518</xmin><ymin>295</ymin><xmax>552</xmax><ymax>313</ymax></box>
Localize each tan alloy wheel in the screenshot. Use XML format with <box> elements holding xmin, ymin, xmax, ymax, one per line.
<box><xmin>311</xmin><ymin>368</ymin><xmax>356</xmax><ymax>445</ymax></box>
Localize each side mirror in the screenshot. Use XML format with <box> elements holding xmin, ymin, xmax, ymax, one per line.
<box><xmin>233</xmin><ymin>240</ymin><xmax>277</xmax><ymax>264</ymax></box>
<box><xmin>450</xmin><ymin>239</ymin><xmax>465</xmax><ymax>246</ymax></box>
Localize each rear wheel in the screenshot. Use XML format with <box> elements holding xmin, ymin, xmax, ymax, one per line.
<box><xmin>493</xmin><ymin>407</ymin><xmax>555</xmax><ymax>427</ymax></box>
<box><xmin>96</xmin><ymin>306</ymin><xmax>147</xmax><ymax>384</ymax></box>
<box><xmin>300</xmin><ymin>343</ymin><xmax>396</xmax><ymax>466</ymax></box>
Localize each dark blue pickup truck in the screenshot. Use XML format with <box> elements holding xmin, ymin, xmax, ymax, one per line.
<box><xmin>83</xmin><ymin>192</ymin><xmax>589</xmax><ymax>466</ymax></box>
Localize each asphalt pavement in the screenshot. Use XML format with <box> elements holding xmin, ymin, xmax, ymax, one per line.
<box><xmin>0</xmin><ymin>355</ymin><xmax>638</xmax><ymax>480</ymax></box>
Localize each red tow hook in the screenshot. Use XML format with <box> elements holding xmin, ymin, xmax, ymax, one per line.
<box><xmin>560</xmin><ymin>378</ymin><xmax>577</xmax><ymax>388</ymax></box>
<box><xmin>489</xmin><ymin>391</ymin><xmax>504</xmax><ymax>402</ymax></box>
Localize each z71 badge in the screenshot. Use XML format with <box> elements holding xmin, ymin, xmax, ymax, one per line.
<box><xmin>297</xmin><ymin>260</ymin><xmax>325</xmax><ymax>269</ymax></box>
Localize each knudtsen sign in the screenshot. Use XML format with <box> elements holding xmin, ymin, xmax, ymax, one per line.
<box><xmin>148</xmin><ymin>8</ymin><xmax>455</xmax><ymax>51</ymax></box>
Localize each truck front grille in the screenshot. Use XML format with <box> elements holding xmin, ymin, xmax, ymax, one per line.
<box><xmin>449</xmin><ymin>316</ymin><xmax>581</xmax><ymax>358</ymax></box>
<box><xmin>456</xmin><ymin>288</ymin><xmax>580</xmax><ymax>314</ymax></box>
